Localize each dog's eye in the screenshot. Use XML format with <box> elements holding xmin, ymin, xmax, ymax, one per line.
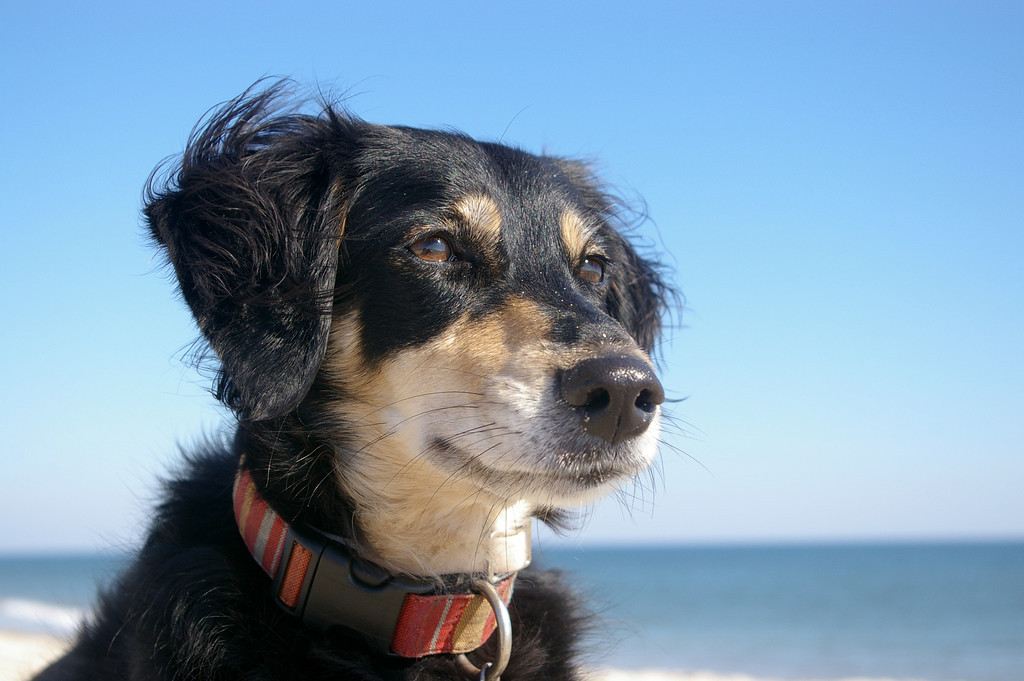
<box><xmin>578</xmin><ymin>255</ymin><xmax>606</xmax><ymax>283</ymax></box>
<box><xmin>409</xmin><ymin>235</ymin><xmax>453</xmax><ymax>263</ymax></box>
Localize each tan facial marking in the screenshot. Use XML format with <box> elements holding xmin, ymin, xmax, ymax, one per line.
<box><xmin>453</xmin><ymin>194</ymin><xmax>502</xmax><ymax>250</ymax></box>
<box><xmin>445</xmin><ymin>296</ymin><xmax>553</xmax><ymax>369</ymax></box>
<box><xmin>559</xmin><ymin>208</ymin><xmax>599</xmax><ymax>262</ymax></box>
<box><xmin>322</xmin><ymin>298</ymin><xmax>558</xmax><ymax>575</ymax></box>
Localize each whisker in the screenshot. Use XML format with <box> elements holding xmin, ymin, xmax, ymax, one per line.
<box><xmin>657</xmin><ymin>437</ymin><xmax>713</xmax><ymax>476</ymax></box>
<box><xmin>346</xmin><ymin>390</ymin><xmax>487</xmax><ymax>426</ymax></box>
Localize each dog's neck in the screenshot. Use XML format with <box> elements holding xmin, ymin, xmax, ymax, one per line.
<box><xmin>239</xmin><ymin>447</ymin><xmax>534</xmax><ymax>578</ymax></box>
<box><xmin>233</xmin><ymin>463</ymin><xmax>519</xmax><ymax>657</ymax></box>
<box><xmin>236</xmin><ymin>461</ymin><xmax>533</xmax><ymax>581</ymax></box>
<box><xmin>348</xmin><ymin>485</ymin><xmax>535</xmax><ymax>578</ymax></box>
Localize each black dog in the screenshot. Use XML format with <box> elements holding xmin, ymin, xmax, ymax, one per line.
<box><xmin>36</xmin><ymin>82</ymin><xmax>669</xmax><ymax>681</ymax></box>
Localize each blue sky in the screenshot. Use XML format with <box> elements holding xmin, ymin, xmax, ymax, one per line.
<box><xmin>2</xmin><ymin>1</ymin><xmax>1022</xmax><ymax>552</ymax></box>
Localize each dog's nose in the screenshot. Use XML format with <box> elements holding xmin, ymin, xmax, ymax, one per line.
<box><xmin>560</xmin><ymin>356</ymin><xmax>665</xmax><ymax>445</ymax></box>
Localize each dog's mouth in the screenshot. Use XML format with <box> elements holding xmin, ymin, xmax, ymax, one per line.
<box><xmin>430</xmin><ymin>434</ymin><xmax>654</xmax><ymax>501</ymax></box>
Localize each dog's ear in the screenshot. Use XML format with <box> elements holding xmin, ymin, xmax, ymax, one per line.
<box><xmin>145</xmin><ymin>87</ymin><xmax>350</xmax><ymax>420</ymax></box>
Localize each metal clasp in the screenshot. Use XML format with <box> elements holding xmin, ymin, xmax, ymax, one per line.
<box><xmin>454</xmin><ymin>579</ymin><xmax>512</xmax><ymax>681</ymax></box>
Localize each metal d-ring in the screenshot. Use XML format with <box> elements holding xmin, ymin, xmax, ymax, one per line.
<box><xmin>454</xmin><ymin>579</ymin><xmax>512</xmax><ymax>681</ymax></box>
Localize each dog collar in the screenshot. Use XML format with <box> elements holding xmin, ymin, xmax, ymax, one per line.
<box><xmin>232</xmin><ymin>462</ymin><xmax>516</xmax><ymax>658</ymax></box>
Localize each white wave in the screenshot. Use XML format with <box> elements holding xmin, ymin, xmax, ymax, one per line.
<box><xmin>0</xmin><ymin>598</ymin><xmax>84</xmax><ymax>635</ymax></box>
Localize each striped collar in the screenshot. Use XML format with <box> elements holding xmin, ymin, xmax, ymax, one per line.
<box><xmin>232</xmin><ymin>460</ymin><xmax>516</xmax><ymax>657</ymax></box>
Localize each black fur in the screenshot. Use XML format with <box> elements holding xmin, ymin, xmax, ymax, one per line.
<box><xmin>35</xmin><ymin>81</ymin><xmax>668</xmax><ymax>681</ymax></box>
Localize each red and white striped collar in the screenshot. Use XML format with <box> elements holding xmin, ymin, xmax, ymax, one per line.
<box><xmin>232</xmin><ymin>460</ymin><xmax>516</xmax><ymax>658</ymax></box>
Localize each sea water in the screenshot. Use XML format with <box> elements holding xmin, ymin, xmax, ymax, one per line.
<box><xmin>537</xmin><ymin>542</ymin><xmax>1024</xmax><ymax>680</ymax></box>
<box><xmin>0</xmin><ymin>551</ymin><xmax>126</xmax><ymax>634</ymax></box>
<box><xmin>2</xmin><ymin>542</ymin><xmax>1022</xmax><ymax>681</ymax></box>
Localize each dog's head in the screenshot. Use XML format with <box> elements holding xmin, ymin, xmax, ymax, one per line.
<box><xmin>147</xmin><ymin>84</ymin><xmax>670</xmax><ymax>574</ymax></box>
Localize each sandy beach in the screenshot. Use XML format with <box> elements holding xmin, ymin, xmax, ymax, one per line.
<box><xmin>0</xmin><ymin>629</ymin><xmax>939</xmax><ymax>681</ymax></box>
<box><xmin>0</xmin><ymin>631</ymin><xmax>70</xmax><ymax>681</ymax></box>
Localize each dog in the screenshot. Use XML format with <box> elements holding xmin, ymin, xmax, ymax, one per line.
<box><xmin>35</xmin><ymin>81</ymin><xmax>669</xmax><ymax>681</ymax></box>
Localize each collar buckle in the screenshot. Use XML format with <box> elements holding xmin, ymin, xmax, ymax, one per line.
<box><xmin>273</xmin><ymin>523</ymin><xmax>435</xmax><ymax>652</ymax></box>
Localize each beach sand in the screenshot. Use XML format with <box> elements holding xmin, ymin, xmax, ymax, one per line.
<box><xmin>0</xmin><ymin>631</ymin><xmax>70</xmax><ymax>680</ymax></box>
<box><xmin>0</xmin><ymin>630</ymin><xmax>925</xmax><ymax>681</ymax></box>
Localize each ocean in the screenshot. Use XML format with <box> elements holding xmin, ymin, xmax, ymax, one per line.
<box><xmin>2</xmin><ymin>542</ymin><xmax>1022</xmax><ymax>681</ymax></box>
